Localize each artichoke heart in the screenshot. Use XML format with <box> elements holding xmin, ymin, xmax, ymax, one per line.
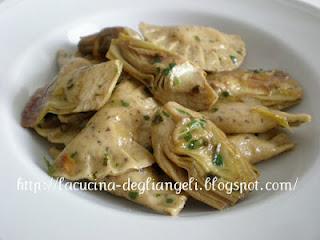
<box><xmin>152</xmin><ymin>101</ymin><xmax>258</xmax><ymax>209</ymax></box>
<box><xmin>107</xmin><ymin>36</ymin><xmax>218</xmax><ymax>111</ymax></box>
<box><xmin>207</xmin><ymin>70</ymin><xmax>303</xmax><ymax>109</ymax></box>
<box><xmin>202</xmin><ymin>102</ymin><xmax>311</xmax><ymax>134</ymax></box>
<box><xmin>139</xmin><ymin>22</ymin><xmax>246</xmax><ymax>72</ymax></box>
<box><xmin>228</xmin><ymin>129</ymin><xmax>295</xmax><ymax>164</ymax></box>
<box><xmin>78</xmin><ymin>26</ymin><xmax>141</xmax><ymax>60</ymax></box>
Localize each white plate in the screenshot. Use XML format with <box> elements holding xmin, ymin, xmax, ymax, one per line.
<box><xmin>0</xmin><ymin>0</ymin><xmax>320</xmax><ymax>239</ymax></box>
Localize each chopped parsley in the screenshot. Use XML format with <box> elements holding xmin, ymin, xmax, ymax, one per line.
<box><xmin>92</xmin><ymin>171</ymin><xmax>98</xmax><ymax>180</ymax></box>
<box><xmin>163</xmin><ymin>63</ymin><xmax>176</xmax><ymax>76</ymax></box>
<box><xmin>182</xmin><ymin>131</ymin><xmax>192</xmax><ymax>141</ymax></box>
<box><xmin>70</xmin><ymin>151</ymin><xmax>78</xmax><ymax>158</ymax></box>
<box><xmin>213</xmin><ymin>153</ymin><xmax>224</xmax><ymax>166</ymax></box>
<box><xmin>67</xmin><ymin>83</ymin><xmax>74</xmax><ymax>90</ymax></box>
<box><xmin>211</xmin><ymin>107</ymin><xmax>219</xmax><ymax>112</ymax></box>
<box><xmin>230</xmin><ymin>55</ymin><xmax>237</xmax><ymax>64</ymax></box>
<box><xmin>120</xmin><ymin>100</ymin><xmax>130</xmax><ymax>107</ymax></box>
<box><xmin>128</xmin><ymin>191</ymin><xmax>139</xmax><ymax>200</ymax></box>
<box><xmin>176</xmin><ymin>108</ymin><xmax>191</xmax><ymax>116</ymax></box>
<box><xmin>212</xmin><ymin>143</ymin><xmax>223</xmax><ymax>166</ymax></box>
<box><xmin>252</xmin><ymin>68</ymin><xmax>264</xmax><ymax>74</ymax></box>
<box><xmin>43</xmin><ymin>156</ymin><xmax>55</xmax><ymax>176</ymax></box>
<box><xmin>194</xmin><ymin>35</ymin><xmax>200</xmax><ymax>42</ymax></box>
<box><xmin>173</xmin><ymin>77</ymin><xmax>181</xmax><ymax>86</ymax></box>
<box><xmin>221</xmin><ymin>91</ymin><xmax>230</xmax><ymax>97</ymax></box>
<box><xmin>187</xmin><ymin>139</ymin><xmax>203</xmax><ymax>150</ymax></box>
<box><xmin>187</xmin><ymin>119</ymin><xmax>206</xmax><ymax>130</ymax></box>
<box><xmin>153</xmin><ymin>55</ymin><xmax>162</xmax><ymax>64</ymax></box>
<box><xmin>162</xmin><ymin>111</ymin><xmax>170</xmax><ymax>118</ymax></box>
<box><xmin>166</xmin><ymin>198</ymin><xmax>174</xmax><ymax>204</ymax></box>
<box><xmin>143</xmin><ymin>115</ymin><xmax>150</xmax><ymax>120</ymax></box>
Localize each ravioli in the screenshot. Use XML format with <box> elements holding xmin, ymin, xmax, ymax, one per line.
<box><xmin>151</xmin><ymin>102</ymin><xmax>258</xmax><ymax>209</ymax></box>
<box><xmin>103</xmin><ymin>166</ymin><xmax>187</xmax><ymax>216</ymax></box>
<box><xmin>34</xmin><ymin>112</ymin><xmax>94</xmax><ymax>145</ymax></box>
<box><xmin>51</xmin><ymin>79</ymin><xmax>158</xmax><ymax>180</ymax></box>
<box><xmin>21</xmin><ymin>53</ymin><xmax>123</xmax><ymax>128</ymax></box>
<box><xmin>107</xmin><ymin>36</ymin><xmax>217</xmax><ymax>111</ymax></box>
<box><xmin>139</xmin><ymin>22</ymin><xmax>246</xmax><ymax>72</ymax></box>
<box><xmin>207</xmin><ymin>70</ymin><xmax>303</xmax><ymax>109</ymax></box>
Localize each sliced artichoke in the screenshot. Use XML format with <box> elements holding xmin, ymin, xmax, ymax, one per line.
<box><xmin>103</xmin><ymin>166</ymin><xmax>187</xmax><ymax>216</ymax></box>
<box><xmin>202</xmin><ymin>102</ymin><xmax>311</xmax><ymax>134</ymax></box>
<box><xmin>21</xmin><ymin>55</ymin><xmax>123</xmax><ymax>128</ymax></box>
<box><xmin>139</xmin><ymin>22</ymin><xmax>246</xmax><ymax>72</ymax></box>
<box><xmin>51</xmin><ymin>79</ymin><xmax>158</xmax><ymax>180</ymax></box>
<box><xmin>78</xmin><ymin>27</ymin><xmax>141</xmax><ymax>60</ymax></box>
<box><xmin>228</xmin><ymin>129</ymin><xmax>295</xmax><ymax>164</ymax></box>
<box><xmin>152</xmin><ymin>101</ymin><xmax>258</xmax><ymax>209</ymax></box>
<box><xmin>107</xmin><ymin>36</ymin><xmax>217</xmax><ymax>111</ymax></box>
<box><xmin>207</xmin><ymin>70</ymin><xmax>303</xmax><ymax>109</ymax></box>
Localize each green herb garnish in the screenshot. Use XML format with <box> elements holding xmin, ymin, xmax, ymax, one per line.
<box><xmin>143</xmin><ymin>115</ymin><xmax>150</xmax><ymax>120</ymax></box>
<box><xmin>194</xmin><ymin>35</ymin><xmax>200</xmax><ymax>42</ymax></box>
<box><xmin>162</xmin><ymin>111</ymin><xmax>170</xmax><ymax>118</ymax></box>
<box><xmin>252</xmin><ymin>68</ymin><xmax>264</xmax><ymax>74</ymax></box>
<box><xmin>120</xmin><ymin>100</ymin><xmax>130</xmax><ymax>107</ymax></box>
<box><xmin>43</xmin><ymin>156</ymin><xmax>55</xmax><ymax>176</ymax></box>
<box><xmin>187</xmin><ymin>119</ymin><xmax>206</xmax><ymax>130</ymax></box>
<box><xmin>70</xmin><ymin>151</ymin><xmax>78</xmax><ymax>158</ymax></box>
<box><xmin>67</xmin><ymin>83</ymin><xmax>74</xmax><ymax>90</ymax></box>
<box><xmin>163</xmin><ymin>63</ymin><xmax>176</xmax><ymax>76</ymax></box>
<box><xmin>187</xmin><ymin>139</ymin><xmax>203</xmax><ymax>150</ymax></box>
<box><xmin>173</xmin><ymin>77</ymin><xmax>181</xmax><ymax>86</ymax></box>
<box><xmin>128</xmin><ymin>191</ymin><xmax>139</xmax><ymax>200</ymax></box>
<box><xmin>213</xmin><ymin>153</ymin><xmax>224</xmax><ymax>166</ymax></box>
<box><xmin>153</xmin><ymin>55</ymin><xmax>162</xmax><ymax>64</ymax></box>
<box><xmin>230</xmin><ymin>55</ymin><xmax>237</xmax><ymax>64</ymax></box>
<box><xmin>211</xmin><ymin>107</ymin><xmax>219</xmax><ymax>112</ymax></box>
<box><xmin>176</xmin><ymin>108</ymin><xmax>191</xmax><ymax>116</ymax></box>
<box><xmin>182</xmin><ymin>131</ymin><xmax>192</xmax><ymax>141</ymax></box>
<box><xmin>221</xmin><ymin>91</ymin><xmax>230</xmax><ymax>97</ymax></box>
<box><xmin>166</xmin><ymin>198</ymin><xmax>174</xmax><ymax>204</ymax></box>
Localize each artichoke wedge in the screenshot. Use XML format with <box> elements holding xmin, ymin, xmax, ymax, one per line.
<box><xmin>152</xmin><ymin>102</ymin><xmax>259</xmax><ymax>209</ymax></box>
<box><xmin>207</xmin><ymin>70</ymin><xmax>303</xmax><ymax>109</ymax></box>
<box><xmin>202</xmin><ymin>102</ymin><xmax>311</xmax><ymax>134</ymax></box>
<box><xmin>228</xmin><ymin>129</ymin><xmax>295</xmax><ymax>164</ymax></box>
<box><xmin>78</xmin><ymin>27</ymin><xmax>141</xmax><ymax>60</ymax></box>
<box><xmin>139</xmin><ymin>22</ymin><xmax>246</xmax><ymax>72</ymax></box>
<box><xmin>21</xmin><ymin>53</ymin><xmax>123</xmax><ymax>128</ymax></box>
<box><xmin>51</xmin><ymin>79</ymin><xmax>158</xmax><ymax>180</ymax></box>
<box><xmin>107</xmin><ymin>36</ymin><xmax>217</xmax><ymax>111</ymax></box>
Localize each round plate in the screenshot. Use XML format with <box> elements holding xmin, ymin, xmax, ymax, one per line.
<box><xmin>0</xmin><ymin>0</ymin><xmax>319</xmax><ymax>239</ymax></box>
